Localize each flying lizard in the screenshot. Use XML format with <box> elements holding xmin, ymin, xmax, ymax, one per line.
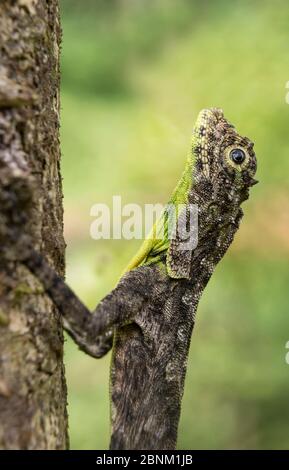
<box><xmin>2</xmin><ymin>108</ymin><xmax>257</xmax><ymax>450</ymax></box>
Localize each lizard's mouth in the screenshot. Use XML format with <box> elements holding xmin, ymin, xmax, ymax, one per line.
<box><xmin>240</xmin><ymin>175</ymin><xmax>259</xmax><ymax>202</ymax></box>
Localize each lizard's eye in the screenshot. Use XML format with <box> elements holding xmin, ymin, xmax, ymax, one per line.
<box><xmin>225</xmin><ymin>145</ymin><xmax>249</xmax><ymax>171</ymax></box>
<box><xmin>229</xmin><ymin>148</ymin><xmax>246</xmax><ymax>164</ymax></box>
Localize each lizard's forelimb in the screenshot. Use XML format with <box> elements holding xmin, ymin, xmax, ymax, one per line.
<box><xmin>23</xmin><ymin>248</ymin><xmax>112</xmax><ymax>357</ymax></box>
<box><xmin>22</xmin><ymin>248</ymin><xmax>148</xmax><ymax>358</ymax></box>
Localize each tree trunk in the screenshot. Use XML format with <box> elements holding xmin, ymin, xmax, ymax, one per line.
<box><xmin>0</xmin><ymin>0</ymin><xmax>68</xmax><ymax>449</ymax></box>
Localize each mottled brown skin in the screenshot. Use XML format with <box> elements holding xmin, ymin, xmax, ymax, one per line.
<box><xmin>2</xmin><ymin>109</ymin><xmax>257</xmax><ymax>449</ymax></box>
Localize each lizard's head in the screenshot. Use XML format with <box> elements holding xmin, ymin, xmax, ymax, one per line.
<box><xmin>167</xmin><ymin>108</ymin><xmax>257</xmax><ymax>280</ymax></box>
<box><xmin>192</xmin><ymin>108</ymin><xmax>257</xmax><ymax>205</ymax></box>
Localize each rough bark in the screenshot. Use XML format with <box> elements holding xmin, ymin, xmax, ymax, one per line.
<box><xmin>0</xmin><ymin>0</ymin><xmax>68</xmax><ymax>449</ymax></box>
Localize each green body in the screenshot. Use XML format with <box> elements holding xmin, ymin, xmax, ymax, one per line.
<box><xmin>123</xmin><ymin>150</ymin><xmax>194</xmax><ymax>275</ymax></box>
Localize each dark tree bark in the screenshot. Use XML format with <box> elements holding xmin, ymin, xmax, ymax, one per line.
<box><xmin>0</xmin><ymin>0</ymin><xmax>68</xmax><ymax>449</ymax></box>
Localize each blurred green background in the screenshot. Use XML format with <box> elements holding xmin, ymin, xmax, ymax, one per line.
<box><xmin>60</xmin><ymin>0</ymin><xmax>289</xmax><ymax>449</ymax></box>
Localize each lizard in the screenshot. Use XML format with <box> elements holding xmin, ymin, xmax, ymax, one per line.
<box><xmin>1</xmin><ymin>107</ymin><xmax>257</xmax><ymax>449</ymax></box>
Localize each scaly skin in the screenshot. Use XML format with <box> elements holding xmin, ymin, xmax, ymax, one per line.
<box><xmin>6</xmin><ymin>108</ymin><xmax>257</xmax><ymax>449</ymax></box>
